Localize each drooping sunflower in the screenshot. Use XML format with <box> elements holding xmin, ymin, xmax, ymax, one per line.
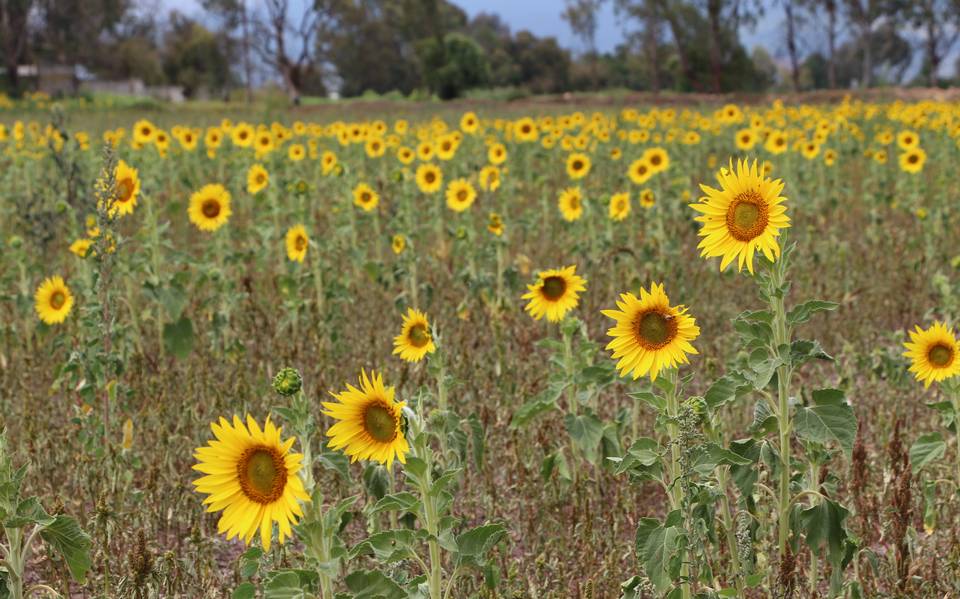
<box><xmin>558</xmin><ymin>187</ymin><xmax>584</xmax><ymax>222</ymax></box>
<box><xmin>416</xmin><ymin>164</ymin><xmax>443</xmax><ymax>194</ymax></box>
<box><xmin>691</xmin><ymin>158</ymin><xmax>790</xmax><ymax>274</ymax></box>
<box><xmin>487</xmin><ymin>212</ymin><xmax>504</xmax><ymax>236</ymax></box>
<box><xmin>521</xmin><ymin>265</ymin><xmax>587</xmax><ymax>322</ymax></box>
<box><xmin>192</xmin><ymin>415</ymin><xmax>310</xmax><ymax>551</ymax></box>
<box><xmin>628</xmin><ymin>158</ymin><xmax>653</xmax><ymax>185</ymax></box>
<box><xmin>188</xmin><ymin>184</ymin><xmax>232</xmax><ymax>232</ymax></box>
<box><xmin>640</xmin><ymin>189</ymin><xmax>656</xmax><ymax>209</ymax></box>
<box><xmin>35</xmin><ymin>275</ymin><xmax>74</xmax><ymax>325</ymax></box>
<box><xmin>566</xmin><ymin>152</ymin><xmax>591</xmax><ymax>180</ymax></box>
<box><xmin>323</xmin><ymin>370</ymin><xmax>410</xmax><ymax>469</ymax></box>
<box><xmin>602</xmin><ymin>283</ymin><xmax>700</xmax><ymax>381</ymax></box>
<box><xmin>899</xmin><ymin>148</ymin><xmax>926</xmax><ymax>174</ymax></box>
<box><xmin>392</xmin><ymin>308</ymin><xmax>436</xmax><ymax>362</ymax></box>
<box><xmin>247</xmin><ymin>164</ymin><xmax>269</xmax><ymax>195</ymax></box>
<box><xmin>445</xmin><ymin>179</ymin><xmax>476</xmax><ymax>212</ymax></box>
<box><xmin>609</xmin><ymin>192</ymin><xmax>630</xmax><ymax>221</ymax></box>
<box><xmin>391</xmin><ymin>234</ymin><xmax>406</xmax><ymax>255</ymax></box>
<box><xmin>321</xmin><ymin>151</ymin><xmax>338</xmax><ymax>175</ymax></box>
<box><xmin>69</xmin><ymin>238</ymin><xmax>93</xmax><ymax>258</ymax></box>
<box><xmin>285</xmin><ymin>225</ymin><xmax>309</xmax><ymax>263</ymax></box>
<box><xmin>479</xmin><ymin>165</ymin><xmax>501</xmax><ymax>192</ymax></box>
<box><xmin>903</xmin><ymin>322</ymin><xmax>960</xmax><ymax>388</ymax></box>
<box><xmin>353</xmin><ymin>183</ymin><xmax>379</xmax><ymax>212</ymax></box>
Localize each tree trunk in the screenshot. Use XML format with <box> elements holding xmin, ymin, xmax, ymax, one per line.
<box><xmin>646</xmin><ymin>14</ymin><xmax>660</xmax><ymax>93</ymax></box>
<box><xmin>861</xmin><ymin>22</ymin><xmax>872</xmax><ymax>87</ymax></box>
<box><xmin>241</xmin><ymin>0</ymin><xmax>254</xmax><ymax>103</ymax></box>
<box><xmin>826</xmin><ymin>0</ymin><xmax>837</xmax><ymax>88</ymax></box>
<box><xmin>655</xmin><ymin>0</ymin><xmax>695</xmax><ymax>91</ymax></box>
<box><xmin>707</xmin><ymin>0</ymin><xmax>723</xmax><ymax>93</ymax></box>
<box><xmin>784</xmin><ymin>0</ymin><xmax>800</xmax><ymax>92</ymax></box>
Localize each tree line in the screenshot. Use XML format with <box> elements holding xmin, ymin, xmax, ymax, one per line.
<box><xmin>0</xmin><ymin>0</ymin><xmax>958</xmax><ymax>100</ymax></box>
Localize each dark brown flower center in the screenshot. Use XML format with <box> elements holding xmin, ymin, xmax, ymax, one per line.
<box><xmin>725</xmin><ymin>191</ymin><xmax>769</xmax><ymax>242</ymax></box>
<box><xmin>237</xmin><ymin>446</ymin><xmax>287</xmax><ymax>504</ymax></box>
<box><xmin>457</xmin><ymin>189</ymin><xmax>467</xmax><ymax>202</ymax></box>
<box><xmin>202</xmin><ymin>199</ymin><xmax>221</xmax><ymax>219</ymax></box>
<box><xmin>50</xmin><ymin>291</ymin><xmax>66</xmax><ymax>310</ymax></box>
<box><xmin>425</xmin><ymin>172</ymin><xmax>436</xmax><ymax>184</ymax></box>
<box><xmin>929</xmin><ymin>344</ymin><xmax>955</xmax><ymax>368</ymax></box>
<box><xmin>635</xmin><ymin>309</ymin><xmax>678</xmax><ymax>349</ymax></box>
<box><xmin>364</xmin><ymin>402</ymin><xmax>398</xmax><ymax>443</ymax></box>
<box><xmin>650</xmin><ymin>154</ymin><xmax>662</xmax><ymax>166</ymax></box>
<box><xmin>116</xmin><ymin>178</ymin><xmax>134</xmax><ymax>203</ymax></box>
<box><xmin>294</xmin><ymin>235</ymin><xmax>307</xmax><ymax>251</ymax></box>
<box><xmin>408</xmin><ymin>324</ymin><xmax>430</xmax><ymax>348</ymax></box>
<box><xmin>541</xmin><ymin>276</ymin><xmax>567</xmax><ymax>301</ymax></box>
<box><xmin>572</xmin><ymin>160</ymin><xmax>583</xmax><ymax>170</ymax></box>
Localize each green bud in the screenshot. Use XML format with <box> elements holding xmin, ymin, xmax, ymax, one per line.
<box><xmin>273</xmin><ymin>367</ymin><xmax>302</xmax><ymax>396</ymax></box>
<box><xmin>7</xmin><ymin>235</ymin><xmax>23</xmax><ymax>249</ymax></box>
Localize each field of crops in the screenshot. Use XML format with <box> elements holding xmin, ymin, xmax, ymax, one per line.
<box><xmin>1</xmin><ymin>94</ymin><xmax>960</xmax><ymax>598</ymax></box>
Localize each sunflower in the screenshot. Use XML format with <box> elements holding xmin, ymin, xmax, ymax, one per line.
<box><xmin>287</xmin><ymin>143</ymin><xmax>305</xmax><ymax>162</ymax></box>
<box><xmin>445</xmin><ymin>179</ymin><xmax>476</xmax><ymax>212</ymax></box>
<box><xmin>436</xmin><ymin>134</ymin><xmax>458</xmax><ymax>161</ymax></box>
<box><xmin>479</xmin><ymin>165</ymin><xmax>501</xmax><ymax>192</ymax></box>
<box><xmin>628</xmin><ymin>158</ymin><xmax>653</xmax><ymax>185</ymax></box>
<box><xmin>609</xmin><ymin>192</ymin><xmax>630</xmax><ymax>221</ymax></box>
<box><xmin>904</xmin><ymin>322</ymin><xmax>960</xmax><ymax>388</ymax></box>
<box><xmin>460</xmin><ymin>111</ymin><xmax>479</xmax><ymax>133</ymax></box>
<box><xmin>558</xmin><ymin>187</ymin><xmax>584</xmax><ymax>222</ymax></box>
<box><xmin>285</xmin><ymin>225</ymin><xmax>309</xmax><ymax>263</ymax></box>
<box><xmin>323</xmin><ymin>370</ymin><xmax>410</xmax><ymax>469</ymax></box>
<box><xmin>192</xmin><ymin>415</ymin><xmax>310</xmax><ymax>551</ymax></box>
<box><xmin>188</xmin><ymin>184</ymin><xmax>232</xmax><ymax>232</ymax></box>
<box><xmin>488</xmin><ymin>142</ymin><xmax>507</xmax><ymax>165</ymax></box>
<box><xmin>110</xmin><ymin>160</ymin><xmax>140</xmax><ymax>218</ymax></box>
<box><xmin>353</xmin><ymin>183</ymin><xmax>379</xmax><ymax>212</ymax></box>
<box><xmin>392</xmin><ymin>308</ymin><xmax>436</xmax><ymax>362</ymax></box>
<box><xmin>897</xmin><ymin>130</ymin><xmax>919</xmax><ymax>151</ymax></box>
<box><xmin>899</xmin><ymin>148</ymin><xmax>926</xmax><ymax>174</ymax></box>
<box><xmin>514</xmin><ymin>117</ymin><xmax>538</xmax><ymax>142</ymax></box>
<box><xmin>691</xmin><ymin>159</ymin><xmax>790</xmax><ymax>274</ymax></box>
<box><xmin>321</xmin><ymin>151</ymin><xmax>338</xmax><ymax>175</ymax></box>
<box><xmin>640</xmin><ymin>189</ymin><xmax>655</xmax><ymax>209</ymax></box>
<box><xmin>391</xmin><ymin>234</ymin><xmax>406</xmax><ymax>255</ymax></box>
<box><xmin>35</xmin><ymin>276</ymin><xmax>74</xmax><ymax>325</ymax></box>
<box><xmin>247</xmin><ymin>164</ymin><xmax>269</xmax><ymax>194</ymax></box>
<box><xmin>765</xmin><ymin>130</ymin><xmax>788</xmax><ymax>154</ymax></box>
<box><xmin>735</xmin><ymin>129</ymin><xmax>757</xmax><ymax>150</ymax></box>
<box><xmin>69</xmin><ymin>238</ymin><xmax>93</xmax><ymax>258</ymax></box>
<box><xmin>521</xmin><ymin>265</ymin><xmax>587</xmax><ymax>322</ymax></box>
<box><xmin>566</xmin><ymin>152</ymin><xmax>591</xmax><ymax>180</ymax></box>
<box><xmin>133</xmin><ymin>119</ymin><xmax>155</xmax><ymax>144</ymax></box>
<box><xmin>416</xmin><ymin>164</ymin><xmax>443</xmax><ymax>194</ymax></box>
<box><xmin>487</xmin><ymin>212</ymin><xmax>504</xmax><ymax>236</ymax></box>
<box><xmin>602</xmin><ymin>283</ymin><xmax>700</xmax><ymax>381</ymax></box>
<box><xmin>397</xmin><ymin>146</ymin><xmax>415</xmax><ymax>165</ymax></box>
<box><xmin>231</xmin><ymin>123</ymin><xmax>254</xmax><ymax>147</ymax></box>
<box><xmin>643</xmin><ymin>147</ymin><xmax>670</xmax><ymax>173</ymax></box>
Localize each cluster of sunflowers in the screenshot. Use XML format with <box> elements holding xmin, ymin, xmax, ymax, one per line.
<box><xmin>12</xmin><ymin>95</ymin><xmax>960</xmax><ymax>595</ymax></box>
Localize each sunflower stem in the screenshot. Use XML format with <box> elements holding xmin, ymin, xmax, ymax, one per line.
<box><xmin>951</xmin><ymin>386</ymin><xmax>960</xmax><ymax>493</ymax></box>
<box><xmin>3</xmin><ymin>526</ymin><xmax>24</xmax><ymax>599</ymax></box>
<box><xmin>415</xmin><ymin>436</ymin><xmax>443</xmax><ymax>599</ymax></box>
<box><xmin>663</xmin><ymin>368</ymin><xmax>690</xmax><ymax>599</ymax></box>
<box><xmin>562</xmin><ymin>322</ymin><xmax>580</xmax><ymax>485</ymax></box>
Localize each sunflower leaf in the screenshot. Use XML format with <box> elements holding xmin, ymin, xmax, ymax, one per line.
<box><xmin>787</xmin><ymin>300</ymin><xmax>839</xmax><ymax>327</ymax></box>
<box><xmin>910</xmin><ymin>432</ymin><xmax>947</xmax><ymax>474</ymax></box>
<box><xmin>39</xmin><ymin>515</ymin><xmax>93</xmax><ymax>583</ymax></box>
<box><xmin>454</xmin><ymin>522</ymin><xmax>508</xmax><ymax>568</ymax></box>
<box><xmin>794</xmin><ymin>389</ymin><xmax>856</xmax><ymax>457</ymax></box>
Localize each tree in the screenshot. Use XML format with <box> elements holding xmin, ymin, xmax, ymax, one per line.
<box><xmin>562</xmin><ymin>0</ymin><xmax>605</xmax><ymax>87</ymax></box>
<box><xmin>162</xmin><ymin>11</ymin><xmax>233</xmax><ymax>97</ymax></box>
<box><xmin>843</xmin><ymin>0</ymin><xmax>887</xmax><ymax>87</ymax></box>
<box><xmin>781</xmin><ymin>0</ymin><xmax>802</xmax><ymax>91</ymax></box>
<box><xmin>614</xmin><ymin>0</ymin><xmax>666</xmax><ymax>92</ymax></box>
<box><xmin>418</xmin><ymin>32</ymin><xmax>488</xmax><ymax>99</ymax></box>
<box><xmin>0</xmin><ymin>0</ymin><xmax>34</xmax><ymax>94</ymax></box>
<box><xmin>201</xmin><ymin>0</ymin><xmax>254</xmax><ymax>101</ymax></box>
<box><xmin>901</xmin><ymin>0</ymin><xmax>960</xmax><ymax>86</ymax></box>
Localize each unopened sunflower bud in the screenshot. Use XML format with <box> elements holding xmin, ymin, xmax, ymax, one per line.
<box><xmin>273</xmin><ymin>367</ymin><xmax>302</xmax><ymax>396</ymax></box>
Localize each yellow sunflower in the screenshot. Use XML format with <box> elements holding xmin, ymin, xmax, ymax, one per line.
<box><xmin>192</xmin><ymin>415</ymin><xmax>310</xmax><ymax>551</ymax></box>
<box><xmin>445</xmin><ymin>179</ymin><xmax>476</xmax><ymax>212</ymax></box>
<box><xmin>640</xmin><ymin>189</ymin><xmax>655</xmax><ymax>209</ymax></box>
<box><xmin>735</xmin><ymin>128</ymin><xmax>757</xmax><ymax>150</ymax></box>
<box><xmin>521</xmin><ymin>265</ymin><xmax>587</xmax><ymax>322</ymax></box>
<box><xmin>602</xmin><ymin>283</ymin><xmax>700</xmax><ymax>381</ymax></box>
<box><xmin>487</xmin><ymin>212</ymin><xmax>504</xmax><ymax>236</ymax></box>
<box><xmin>628</xmin><ymin>158</ymin><xmax>653</xmax><ymax>185</ymax></box>
<box><xmin>132</xmin><ymin>119</ymin><xmax>155</xmax><ymax>144</ymax></box>
<box><xmin>247</xmin><ymin>164</ymin><xmax>269</xmax><ymax>195</ymax></box>
<box><xmin>765</xmin><ymin>130</ymin><xmax>788</xmax><ymax>154</ymax></box>
<box><xmin>353</xmin><ymin>183</ymin><xmax>379</xmax><ymax>212</ymax></box>
<box><xmin>479</xmin><ymin>165</ymin><xmax>501</xmax><ymax>192</ymax></box>
<box><xmin>691</xmin><ymin>158</ymin><xmax>790</xmax><ymax>274</ymax></box>
<box><xmin>558</xmin><ymin>187</ymin><xmax>584</xmax><ymax>222</ymax></box>
<box><xmin>110</xmin><ymin>160</ymin><xmax>140</xmax><ymax>217</ymax></box>
<box><xmin>899</xmin><ymin>148</ymin><xmax>926</xmax><ymax>174</ymax></box>
<box><xmin>231</xmin><ymin>123</ymin><xmax>254</xmax><ymax>147</ymax></box>
<box><xmin>566</xmin><ymin>152</ymin><xmax>591</xmax><ymax>180</ymax></box>
<box><xmin>285</xmin><ymin>225</ymin><xmax>309</xmax><ymax>263</ymax></box>
<box><xmin>35</xmin><ymin>275</ymin><xmax>74</xmax><ymax>325</ymax></box>
<box><xmin>904</xmin><ymin>322</ymin><xmax>960</xmax><ymax>388</ymax></box>
<box><xmin>287</xmin><ymin>143</ymin><xmax>305</xmax><ymax>162</ymax></box>
<box><xmin>897</xmin><ymin>130</ymin><xmax>919</xmax><ymax>151</ymax></box>
<box><xmin>69</xmin><ymin>238</ymin><xmax>93</xmax><ymax>258</ymax></box>
<box><xmin>488</xmin><ymin>142</ymin><xmax>507</xmax><ymax>165</ymax></box>
<box><xmin>392</xmin><ymin>308</ymin><xmax>436</xmax><ymax>362</ymax></box>
<box><xmin>323</xmin><ymin>370</ymin><xmax>410</xmax><ymax>469</ymax></box>
<box><xmin>188</xmin><ymin>184</ymin><xmax>232</xmax><ymax>232</ymax></box>
<box><xmin>609</xmin><ymin>192</ymin><xmax>630</xmax><ymax>221</ymax></box>
<box><xmin>416</xmin><ymin>163</ymin><xmax>443</xmax><ymax>194</ymax></box>
<box><xmin>643</xmin><ymin>147</ymin><xmax>670</xmax><ymax>174</ymax></box>
<box><xmin>392</xmin><ymin>234</ymin><xmax>406</xmax><ymax>255</ymax></box>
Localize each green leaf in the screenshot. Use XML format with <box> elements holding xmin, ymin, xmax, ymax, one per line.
<box><xmin>509</xmin><ymin>389</ymin><xmax>561</xmax><ymax>428</ymax></box>
<box><xmin>628</xmin><ymin>390</ymin><xmax>665</xmax><ymax>411</ymax></box>
<box><xmin>794</xmin><ymin>390</ymin><xmax>857</xmax><ymax>457</ymax></box>
<box><xmin>636</xmin><ymin>519</ymin><xmax>683</xmax><ymax>591</ymax></box>
<box><xmin>232</xmin><ymin>582</ymin><xmax>256</xmax><ymax>599</ymax></box>
<box><xmin>4</xmin><ymin>496</ymin><xmax>53</xmax><ymax>528</ymax></box>
<box><xmin>263</xmin><ymin>569</ymin><xmax>318</xmax><ymax>599</ymax></box>
<box><xmin>787</xmin><ymin>300</ymin><xmax>839</xmax><ymax>326</ymax></box>
<box><xmin>369</xmin><ymin>492</ymin><xmax>419</xmax><ymax>516</ymax></box>
<box><xmin>350</xmin><ymin>530</ymin><xmax>419</xmax><ymax>563</ymax></box>
<box><xmin>799</xmin><ymin>499</ymin><xmax>850</xmax><ymax>568</ymax></box>
<box><xmin>344</xmin><ymin>569</ymin><xmax>407</xmax><ymax>599</ymax></box>
<box><xmin>910</xmin><ymin>432</ymin><xmax>947</xmax><ymax>474</ymax></box>
<box><xmin>789</xmin><ymin>339</ymin><xmax>833</xmax><ymax>366</ymax></box>
<box><xmin>564</xmin><ymin>412</ymin><xmax>605</xmax><ymax>463</ymax></box>
<box><xmin>455</xmin><ymin>523</ymin><xmax>508</xmax><ymax>567</ymax></box>
<box><xmin>693</xmin><ymin>443</ymin><xmax>754</xmax><ymax>475</ymax></box>
<box><xmin>162</xmin><ymin>315</ymin><xmax>195</xmax><ymax>359</ymax></box>
<box><xmin>704</xmin><ymin>373</ymin><xmax>752</xmax><ymax>410</ymax></box>
<box><xmin>39</xmin><ymin>515</ymin><xmax>93</xmax><ymax>583</ymax></box>
<box><xmin>239</xmin><ymin>547</ymin><xmax>263</xmax><ymax>579</ymax></box>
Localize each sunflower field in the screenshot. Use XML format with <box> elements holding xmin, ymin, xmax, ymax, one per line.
<box><xmin>1</xmin><ymin>95</ymin><xmax>960</xmax><ymax>598</ymax></box>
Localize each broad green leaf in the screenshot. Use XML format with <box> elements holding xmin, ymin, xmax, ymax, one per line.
<box><xmin>369</xmin><ymin>492</ymin><xmax>419</xmax><ymax>515</ymax></box>
<box><xmin>628</xmin><ymin>390</ymin><xmax>665</xmax><ymax>412</ymax></box>
<box><xmin>455</xmin><ymin>523</ymin><xmax>508</xmax><ymax>567</ymax></box>
<box><xmin>162</xmin><ymin>315</ymin><xmax>194</xmax><ymax>359</ymax></box>
<box><xmin>799</xmin><ymin>499</ymin><xmax>850</xmax><ymax>568</ymax></box>
<box><xmin>350</xmin><ymin>530</ymin><xmax>419</xmax><ymax>563</ymax></box>
<box><xmin>232</xmin><ymin>583</ymin><xmax>256</xmax><ymax>599</ymax></box>
<box><xmin>263</xmin><ymin>569</ymin><xmax>318</xmax><ymax>599</ymax></box>
<box><xmin>39</xmin><ymin>515</ymin><xmax>93</xmax><ymax>583</ymax></box>
<box><xmin>344</xmin><ymin>569</ymin><xmax>406</xmax><ymax>599</ymax></box>
<box><xmin>4</xmin><ymin>496</ymin><xmax>53</xmax><ymax>528</ymax></box>
<box><xmin>787</xmin><ymin>300</ymin><xmax>839</xmax><ymax>326</ymax></box>
<box><xmin>910</xmin><ymin>432</ymin><xmax>946</xmax><ymax>473</ymax></box>
<box><xmin>564</xmin><ymin>412</ymin><xmax>605</xmax><ymax>463</ymax></box>
<box><xmin>703</xmin><ymin>372</ymin><xmax>752</xmax><ymax>410</ymax></box>
<box><xmin>693</xmin><ymin>443</ymin><xmax>754</xmax><ymax>475</ymax></box>
<box><xmin>794</xmin><ymin>390</ymin><xmax>857</xmax><ymax>457</ymax></box>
